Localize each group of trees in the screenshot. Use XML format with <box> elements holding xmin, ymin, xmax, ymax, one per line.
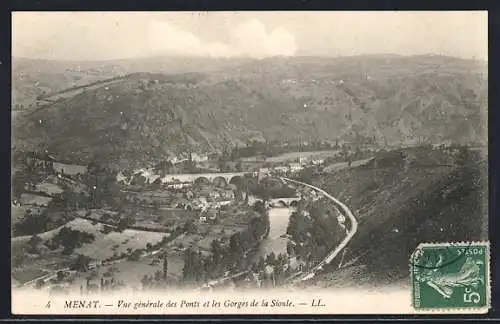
<box><xmin>286</xmin><ymin>200</ymin><xmax>346</xmax><ymax>263</ymax></box>
<box><xmin>14</xmin><ymin>208</ymin><xmax>75</xmax><ymax>237</ymax></box>
<box><xmin>230</xmin><ymin>210</ymin><xmax>270</xmax><ymax>256</ymax></box>
<box><xmin>248</xmin><ymin>252</ymin><xmax>293</xmax><ymax>288</ymax></box>
<box><xmin>222</xmin><ymin>140</ymin><xmax>287</xmax><ymax>162</ymax></box>
<box><xmin>50</xmin><ymin>190</ymin><xmax>90</xmax><ymax>211</ymax></box>
<box><xmin>141</xmin><ymin>254</ymin><xmax>169</xmax><ymax>289</ymax></box>
<box><xmin>11</xmin><ymin>169</ymin><xmax>36</xmax><ymax>200</ymax></box>
<box><xmin>116</xmin><ymin>215</ymin><xmax>136</xmax><ymax>232</ymax></box>
<box><xmin>230</xmin><ymin>175</ymin><xmax>296</xmax><ymax>201</ymax></box>
<box><xmin>11</xmin><ymin>151</ymin><xmax>57</xmax><ymax>200</ymax></box>
<box><xmin>71</xmin><ymin>254</ymin><xmax>92</xmax><ymax>271</ymax></box>
<box><xmin>250</xmin><ymin>179</ymin><xmax>296</xmax><ymax>199</ymax></box>
<box><xmin>45</xmin><ymin>227</ymin><xmax>96</xmax><ymax>255</ymax></box>
<box><xmin>182</xmin><ymin>206</ymin><xmax>270</xmax><ymax>284</ymax></box>
<box><xmin>295</xmin><ymin>166</ymin><xmax>319</xmax><ymax>185</ymax></box>
<box><xmin>220</xmin><ymin>139</ymin><xmax>347</xmax><ymax>163</ymax></box>
<box><xmin>84</xmin><ymin>163</ymin><xmax>122</xmax><ymax>209</ymax></box>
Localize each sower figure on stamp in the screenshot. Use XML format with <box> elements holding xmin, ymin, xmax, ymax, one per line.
<box><xmin>416</xmin><ymin>254</ymin><xmax>485</xmax><ymax>299</ymax></box>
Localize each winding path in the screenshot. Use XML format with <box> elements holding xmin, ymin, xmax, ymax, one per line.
<box><xmin>280</xmin><ymin>177</ymin><xmax>358</xmax><ymax>281</ymax></box>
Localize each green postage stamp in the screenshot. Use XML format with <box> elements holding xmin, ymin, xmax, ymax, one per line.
<box><xmin>411</xmin><ymin>242</ymin><xmax>490</xmax><ymax>311</ymax></box>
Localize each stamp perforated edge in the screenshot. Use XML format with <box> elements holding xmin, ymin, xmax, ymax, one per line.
<box><xmin>409</xmin><ymin>241</ymin><xmax>490</xmax><ymax>313</ymax></box>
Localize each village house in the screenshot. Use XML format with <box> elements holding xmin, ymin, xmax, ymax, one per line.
<box><xmin>289</xmin><ymin>163</ymin><xmax>303</xmax><ymax>173</ymax></box>
<box><xmin>87</xmin><ymin>260</ymin><xmax>102</xmax><ymax>271</ymax></box>
<box><xmin>298</xmin><ymin>156</ymin><xmax>309</xmax><ymax>164</ymax></box>
<box><xmin>191</xmin><ymin>152</ymin><xmax>209</xmax><ymax>163</ymax></box>
<box><xmin>192</xmin><ymin>197</ymin><xmax>208</xmax><ymax>211</ymax></box>
<box><xmin>185</xmin><ymin>190</ymin><xmax>194</xmax><ymax>199</ymax></box>
<box><xmin>211</xmin><ymin>200</ymin><xmax>232</xmax><ymax>209</ymax></box>
<box><xmin>259</xmin><ymin>167</ymin><xmax>271</xmax><ymax>175</ymax></box>
<box><xmin>220</xmin><ymin>190</ymin><xmax>234</xmax><ymax>200</ymax></box>
<box><xmin>198</xmin><ymin>209</ymin><xmax>218</xmax><ymax>224</ymax></box>
<box><xmin>311</xmin><ymin>159</ymin><xmax>325</xmax><ymax>166</ymax></box>
<box><xmin>209</xmin><ymin>191</ymin><xmax>221</xmax><ymax>200</ymax></box>
<box><xmin>281</xmin><ymin>78</ymin><xmax>297</xmax><ymax>84</ymax></box>
<box><xmin>167</xmin><ymin>182</ymin><xmax>192</xmax><ymax>189</ymax></box>
<box><xmin>25</xmin><ymin>152</ymin><xmax>55</xmax><ymax>172</ymax></box>
<box><xmin>207</xmin><ymin>209</ymin><xmax>218</xmax><ymax>221</ymax></box>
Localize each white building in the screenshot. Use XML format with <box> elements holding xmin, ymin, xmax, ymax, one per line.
<box><xmin>289</xmin><ymin>163</ymin><xmax>303</xmax><ymax>173</ymax></box>
<box><xmin>166</xmin><ymin>182</ymin><xmax>192</xmax><ymax>189</ymax></box>
<box><xmin>209</xmin><ymin>191</ymin><xmax>221</xmax><ymax>199</ymax></box>
<box><xmin>311</xmin><ymin>159</ymin><xmax>325</xmax><ymax>166</ymax></box>
<box><xmin>259</xmin><ymin>168</ymin><xmax>271</xmax><ymax>175</ymax></box>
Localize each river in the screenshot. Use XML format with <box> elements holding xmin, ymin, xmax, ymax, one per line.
<box><xmin>254</xmin><ymin>207</ymin><xmax>295</xmax><ymax>261</ymax></box>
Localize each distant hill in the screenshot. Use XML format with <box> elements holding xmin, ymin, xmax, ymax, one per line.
<box><xmin>12</xmin><ymin>55</ymin><xmax>488</xmax><ymax>169</ymax></box>
<box><xmin>12</xmin><ymin>56</ymin><xmax>253</xmax><ymax>107</ymax></box>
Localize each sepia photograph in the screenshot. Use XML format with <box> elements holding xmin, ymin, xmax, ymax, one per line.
<box><xmin>11</xmin><ymin>11</ymin><xmax>488</xmax><ymax>314</ymax></box>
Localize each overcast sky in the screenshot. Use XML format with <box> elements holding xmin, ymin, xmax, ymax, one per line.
<box><xmin>12</xmin><ymin>11</ymin><xmax>488</xmax><ymax>61</ymax></box>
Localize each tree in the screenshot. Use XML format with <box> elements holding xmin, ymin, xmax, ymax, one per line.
<box><xmin>211</xmin><ymin>240</ymin><xmax>222</xmax><ymax>265</ymax></box>
<box><xmin>163</xmin><ymin>254</ymin><xmax>168</xmax><ymax>280</ymax></box>
<box><xmin>35</xmin><ymin>278</ymin><xmax>45</xmax><ymax>289</ymax></box>
<box><xmin>117</xmin><ymin>216</ymin><xmax>135</xmax><ymax>231</ymax></box>
<box><xmin>154</xmin><ymin>270</ymin><xmax>163</xmax><ymax>282</ymax></box>
<box><xmin>286</xmin><ymin>241</ymin><xmax>294</xmax><ymax>255</ymax></box>
<box><xmin>72</xmin><ymin>254</ymin><xmax>91</xmax><ymax>271</ymax></box>
<box><xmin>12</xmin><ymin>171</ymin><xmax>27</xmax><ymax>199</ymax></box>
<box><xmin>28</xmin><ymin>234</ymin><xmax>42</xmax><ymax>253</ymax></box>
<box><xmin>128</xmin><ymin>249</ymin><xmax>142</xmax><ymax>261</ymax></box>
<box><xmin>183</xmin><ymin>219</ymin><xmax>196</xmax><ymax>234</ymax></box>
<box><xmin>100</xmin><ymin>213</ymin><xmax>112</xmax><ymax>223</ymax></box>
<box><xmin>141</xmin><ymin>274</ymin><xmax>150</xmax><ymax>289</ymax></box>
<box><xmin>229</xmin><ymin>234</ymin><xmax>243</xmax><ymax>255</ymax></box>
<box><xmin>87</xmin><ymin>162</ymin><xmax>102</xmax><ymax>175</ymax></box>
<box><xmin>49</xmin><ymin>227</ymin><xmax>95</xmax><ymax>255</ymax></box>
<box><xmin>235</xmin><ymin>161</ymin><xmax>243</xmax><ymax>172</ymax></box>
<box><xmin>266</xmin><ymin>252</ymin><xmax>277</xmax><ymax>266</ymax></box>
<box><xmin>182</xmin><ymin>249</ymin><xmax>200</xmax><ymax>282</ymax></box>
<box><xmin>456</xmin><ymin>146</ymin><xmax>470</xmax><ymax>166</ymax></box>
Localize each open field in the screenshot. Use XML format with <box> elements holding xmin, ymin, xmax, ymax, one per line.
<box><xmin>12</xmin><ymin>253</ymin><xmax>74</xmax><ymax>286</ymax></box>
<box><xmin>69</xmin><ymin>250</ymin><xmax>185</xmax><ymax>290</ymax></box>
<box><xmin>11</xmin><ymin>268</ymin><xmax>50</xmax><ymax>285</ymax></box>
<box><xmin>36</xmin><ymin>181</ymin><xmax>64</xmax><ymax>195</ymax></box>
<box><xmin>13</xmin><ymin>217</ymin><xmax>103</xmax><ymax>249</ymax></box>
<box><xmin>19</xmin><ymin>193</ymin><xmax>53</xmax><ymax>206</ymax></box>
<box><xmin>74</xmin><ymin>227</ymin><xmax>169</xmax><ymax>260</ymax></box>
<box><xmin>38</xmin><ymin>76</ymin><xmax>126</xmax><ymax>102</ymax></box>
<box><xmin>12</xmin><ymin>222</ymin><xmax>66</xmax><ymax>244</ymax></box>
<box><xmin>11</xmin><ymin>206</ymin><xmax>44</xmax><ymax>224</ymax></box>
<box><xmin>323</xmin><ymin>158</ymin><xmax>373</xmax><ymax>173</ymax></box>
<box><xmin>13</xmin><ymin>217</ymin><xmax>170</xmax><ymax>261</ymax></box>
<box><xmin>52</xmin><ymin>162</ymin><xmax>87</xmax><ymax>176</ymax></box>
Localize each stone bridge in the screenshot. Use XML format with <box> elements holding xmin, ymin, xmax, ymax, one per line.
<box><xmin>163</xmin><ymin>172</ymin><xmax>259</xmax><ymax>186</ymax></box>
<box><xmin>269</xmin><ymin>197</ymin><xmax>301</xmax><ymax>207</ymax></box>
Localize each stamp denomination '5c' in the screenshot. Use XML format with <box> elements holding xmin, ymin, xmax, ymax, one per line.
<box><xmin>411</xmin><ymin>242</ymin><xmax>490</xmax><ymax>311</ymax></box>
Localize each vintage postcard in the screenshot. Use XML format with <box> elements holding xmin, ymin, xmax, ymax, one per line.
<box><xmin>11</xmin><ymin>11</ymin><xmax>488</xmax><ymax>315</ymax></box>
